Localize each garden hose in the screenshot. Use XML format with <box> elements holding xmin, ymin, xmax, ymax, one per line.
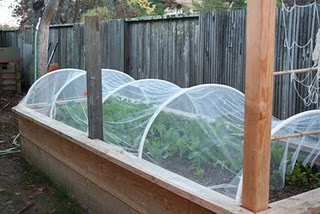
<box><xmin>0</xmin><ymin>134</ymin><xmax>21</xmax><ymax>156</ymax></box>
<box><xmin>34</xmin><ymin>30</ymin><xmax>38</xmax><ymax>82</ymax></box>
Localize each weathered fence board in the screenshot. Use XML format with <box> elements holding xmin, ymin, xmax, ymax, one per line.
<box><xmin>101</xmin><ymin>19</ymin><xmax>125</xmax><ymax>71</ymax></box>
<box><xmin>1</xmin><ymin>7</ymin><xmax>319</xmax><ymax>119</ymax></box>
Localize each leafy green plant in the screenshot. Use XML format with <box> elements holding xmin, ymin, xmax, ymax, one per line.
<box><xmin>147</xmin><ymin>111</ymin><xmax>244</xmax><ymax>177</ymax></box>
<box><xmin>57</xmin><ymin>97</ymin><xmax>244</xmax><ymax>179</ymax></box>
<box><xmin>194</xmin><ymin>166</ymin><xmax>205</xmax><ymax>178</ymax></box>
<box><xmin>269</xmin><ymin>141</ymin><xmax>287</xmax><ymax>188</ymax></box>
<box><xmin>286</xmin><ymin>162</ymin><xmax>320</xmax><ymax>187</ymax></box>
<box><xmin>81</xmin><ymin>6</ymin><xmax>113</xmax><ymax>22</ymax></box>
<box><xmin>55</xmin><ymin>100</ymin><xmax>88</xmax><ymax>132</ymax></box>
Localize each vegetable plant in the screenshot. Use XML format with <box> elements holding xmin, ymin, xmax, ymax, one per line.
<box><xmin>286</xmin><ymin>161</ymin><xmax>320</xmax><ymax>187</ymax></box>
<box><xmin>55</xmin><ymin>96</ymin><xmax>245</xmax><ymax>179</ymax></box>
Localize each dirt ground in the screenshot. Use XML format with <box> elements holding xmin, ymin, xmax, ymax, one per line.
<box><xmin>0</xmin><ymin>92</ymin><xmax>87</xmax><ymax>214</ymax></box>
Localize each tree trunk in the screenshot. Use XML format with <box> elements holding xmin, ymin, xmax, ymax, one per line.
<box><xmin>35</xmin><ymin>0</ymin><xmax>60</xmax><ymax>79</ymax></box>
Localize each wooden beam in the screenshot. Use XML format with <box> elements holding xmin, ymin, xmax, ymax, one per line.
<box><xmin>84</xmin><ymin>16</ymin><xmax>103</xmax><ymax>140</ymax></box>
<box><xmin>259</xmin><ymin>188</ymin><xmax>320</xmax><ymax>214</ymax></box>
<box><xmin>242</xmin><ymin>0</ymin><xmax>276</xmax><ymax>212</ymax></box>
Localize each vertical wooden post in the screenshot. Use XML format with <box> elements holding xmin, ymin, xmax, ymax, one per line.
<box><xmin>84</xmin><ymin>16</ymin><xmax>103</xmax><ymax>140</ymax></box>
<box><xmin>242</xmin><ymin>0</ymin><xmax>276</xmax><ymax>212</ymax></box>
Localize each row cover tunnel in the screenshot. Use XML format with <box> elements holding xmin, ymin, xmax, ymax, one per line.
<box><xmin>20</xmin><ymin>68</ymin><xmax>320</xmax><ymax>203</ymax></box>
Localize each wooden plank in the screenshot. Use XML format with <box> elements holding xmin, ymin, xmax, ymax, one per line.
<box><xmin>0</xmin><ymin>57</ymin><xmax>22</xmax><ymax>63</ymax></box>
<box><xmin>137</xmin><ymin>23</ymin><xmax>145</xmax><ymax>79</ymax></box>
<box><xmin>0</xmin><ymin>64</ymin><xmax>3</xmax><ymax>93</ymax></box>
<box><xmin>72</xmin><ymin>24</ymin><xmax>81</xmax><ymax>68</ymax></box>
<box><xmin>2</xmin><ymin>79</ymin><xmax>16</xmax><ymax>85</ymax></box>
<box><xmin>162</xmin><ymin>21</ymin><xmax>169</xmax><ymax>80</ymax></box>
<box><xmin>21</xmin><ymin>136</ymin><xmax>139</xmax><ymax>214</ymax></box>
<box><xmin>16</xmin><ymin>62</ymin><xmax>21</xmax><ymax>94</ymax></box>
<box><xmin>190</xmin><ymin>17</ymin><xmax>200</xmax><ymax>86</ymax></box>
<box><xmin>2</xmin><ymin>85</ymin><xmax>16</xmax><ymax>91</ymax></box>
<box><xmin>258</xmin><ymin>188</ymin><xmax>320</xmax><ymax>214</ymax></box>
<box><xmin>242</xmin><ymin>0</ymin><xmax>276</xmax><ymax>212</ymax></box>
<box><xmin>149</xmin><ymin>21</ymin><xmax>158</xmax><ymax>79</ymax></box>
<box><xmin>175</xmin><ymin>20</ymin><xmax>184</xmax><ymax>87</ymax></box>
<box><xmin>14</xmin><ymin>105</ymin><xmax>252</xmax><ymax>214</ymax></box>
<box><xmin>194</xmin><ymin>13</ymin><xmax>203</xmax><ymax>85</ymax></box>
<box><xmin>59</xmin><ymin>27</ymin><xmax>67</xmax><ymax>68</ymax></box>
<box><xmin>1</xmin><ymin>72</ymin><xmax>15</xmax><ymax>79</ymax></box>
<box><xmin>84</xmin><ymin>16</ymin><xmax>103</xmax><ymax>140</ymax></box>
<box><xmin>124</xmin><ymin>20</ymin><xmax>131</xmax><ymax>75</ymax></box>
<box><xmin>66</xmin><ymin>27</ymin><xmax>73</xmax><ymax>68</ymax></box>
<box><xmin>100</xmin><ymin>21</ymin><xmax>107</xmax><ymax>69</ymax></box>
<box><xmin>183</xmin><ymin>20</ymin><xmax>191</xmax><ymax>87</ymax></box>
<box><xmin>0</xmin><ymin>47</ymin><xmax>21</xmax><ymax>62</ymax></box>
<box><xmin>119</xmin><ymin>20</ymin><xmax>126</xmax><ymax>71</ymax></box>
<box><xmin>19</xmin><ymin>28</ymin><xmax>33</xmax><ymax>88</ymax></box>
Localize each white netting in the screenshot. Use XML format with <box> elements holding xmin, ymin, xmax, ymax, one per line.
<box><xmin>140</xmin><ymin>84</ymin><xmax>245</xmax><ymax>197</ymax></box>
<box><xmin>101</xmin><ymin>69</ymin><xmax>135</xmax><ymax>97</ymax></box>
<box><xmin>281</xmin><ymin>0</ymin><xmax>320</xmax><ymax>107</ymax></box>
<box><xmin>271</xmin><ymin>110</ymin><xmax>320</xmax><ymax>188</ymax></box>
<box><xmin>20</xmin><ymin>68</ymin><xmax>320</xmax><ymax>204</ymax></box>
<box><xmin>19</xmin><ymin>69</ymin><xmax>86</xmax><ymax>116</ymax></box>
<box><xmin>102</xmin><ymin>79</ymin><xmax>182</xmax><ymax>154</ymax></box>
<box><xmin>53</xmin><ymin>69</ymin><xmax>135</xmax><ymax>133</ymax></box>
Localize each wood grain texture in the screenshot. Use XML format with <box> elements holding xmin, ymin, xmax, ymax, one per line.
<box><xmin>242</xmin><ymin>0</ymin><xmax>276</xmax><ymax>212</ymax></box>
<box><xmin>84</xmin><ymin>16</ymin><xmax>103</xmax><ymax>140</ymax></box>
<box><xmin>14</xmin><ymin>105</ymin><xmax>252</xmax><ymax>214</ymax></box>
<box><xmin>21</xmin><ymin>136</ymin><xmax>138</xmax><ymax>214</ymax></box>
<box><xmin>258</xmin><ymin>188</ymin><xmax>320</xmax><ymax>214</ymax></box>
<box><xmin>0</xmin><ymin>62</ymin><xmax>20</xmax><ymax>93</ymax></box>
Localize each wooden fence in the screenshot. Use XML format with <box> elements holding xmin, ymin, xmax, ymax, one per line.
<box><xmin>1</xmin><ymin>7</ymin><xmax>319</xmax><ymax>119</ymax></box>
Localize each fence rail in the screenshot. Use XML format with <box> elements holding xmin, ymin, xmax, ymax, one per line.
<box><xmin>1</xmin><ymin>8</ymin><xmax>319</xmax><ymax>119</ymax></box>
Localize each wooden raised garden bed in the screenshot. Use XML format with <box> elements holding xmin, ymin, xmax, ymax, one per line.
<box><xmin>13</xmin><ymin>103</ymin><xmax>320</xmax><ymax>214</ymax></box>
<box><xmin>14</xmin><ymin>106</ymin><xmax>248</xmax><ymax>214</ymax></box>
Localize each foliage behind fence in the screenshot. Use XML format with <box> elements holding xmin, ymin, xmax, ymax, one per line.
<box><xmin>0</xmin><ymin>8</ymin><xmax>319</xmax><ymax>119</ymax></box>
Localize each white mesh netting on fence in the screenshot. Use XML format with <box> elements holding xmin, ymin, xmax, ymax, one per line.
<box><xmin>20</xmin><ymin>68</ymin><xmax>320</xmax><ymax>204</ymax></box>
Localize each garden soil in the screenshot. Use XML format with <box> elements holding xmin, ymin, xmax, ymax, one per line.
<box><xmin>0</xmin><ymin>92</ymin><xmax>87</xmax><ymax>214</ymax></box>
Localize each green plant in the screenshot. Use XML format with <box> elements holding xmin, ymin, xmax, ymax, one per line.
<box><xmin>55</xmin><ymin>101</ymin><xmax>88</xmax><ymax>132</ymax></box>
<box><xmin>285</xmin><ymin>162</ymin><xmax>320</xmax><ymax>187</ymax></box>
<box><xmin>81</xmin><ymin>6</ymin><xmax>113</xmax><ymax>22</ymax></box>
<box><xmin>148</xmin><ymin>111</ymin><xmax>243</xmax><ymax>176</ymax></box>
<box><xmin>58</xmin><ymin>97</ymin><xmax>244</xmax><ymax>178</ymax></box>
<box><xmin>194</xmin><ymin>166</ymin><xmax>205</xmax><ymax>178</ymax></box>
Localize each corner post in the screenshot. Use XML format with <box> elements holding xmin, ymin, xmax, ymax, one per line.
<box><xmin>242</xmin><ymin>0</ymin><xmax>276</xmax><ymax>212</ymax></box>
<box><xmin>84</xmin><ymin>16</ymin><xmax>103</xmax><ymax>140</ymax></box>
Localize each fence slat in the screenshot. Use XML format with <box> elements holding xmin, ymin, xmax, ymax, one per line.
<box><xmin>1</xmin><ymin>8</ymin><xmax>319</xmax><ymax>119</ymax></box>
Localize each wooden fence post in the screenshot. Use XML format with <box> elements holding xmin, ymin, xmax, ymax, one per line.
<box><xmin>84</xmin><ymin>16</ymin><xmax>103</xmax><ymax>140</ymax></box>
<box><xmin>242</xmin><ymin>0</ymin><xmax>276</xmax><ymax>212</ymax></box>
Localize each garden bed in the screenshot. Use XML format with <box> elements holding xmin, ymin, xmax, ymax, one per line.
<box><xmin>14</xmin><ymin>105</ymin><xmax>248</xmax><ymax>213</ymax></box>
<box><xmin>54</xmin><ymin>97</ymin><xmax>320</xmax><ymax>201</ymax></box>
<box><xmin>14</xmin><ymin>103</ymin><xmax>320</xmax><ymax>213</ymax></box>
